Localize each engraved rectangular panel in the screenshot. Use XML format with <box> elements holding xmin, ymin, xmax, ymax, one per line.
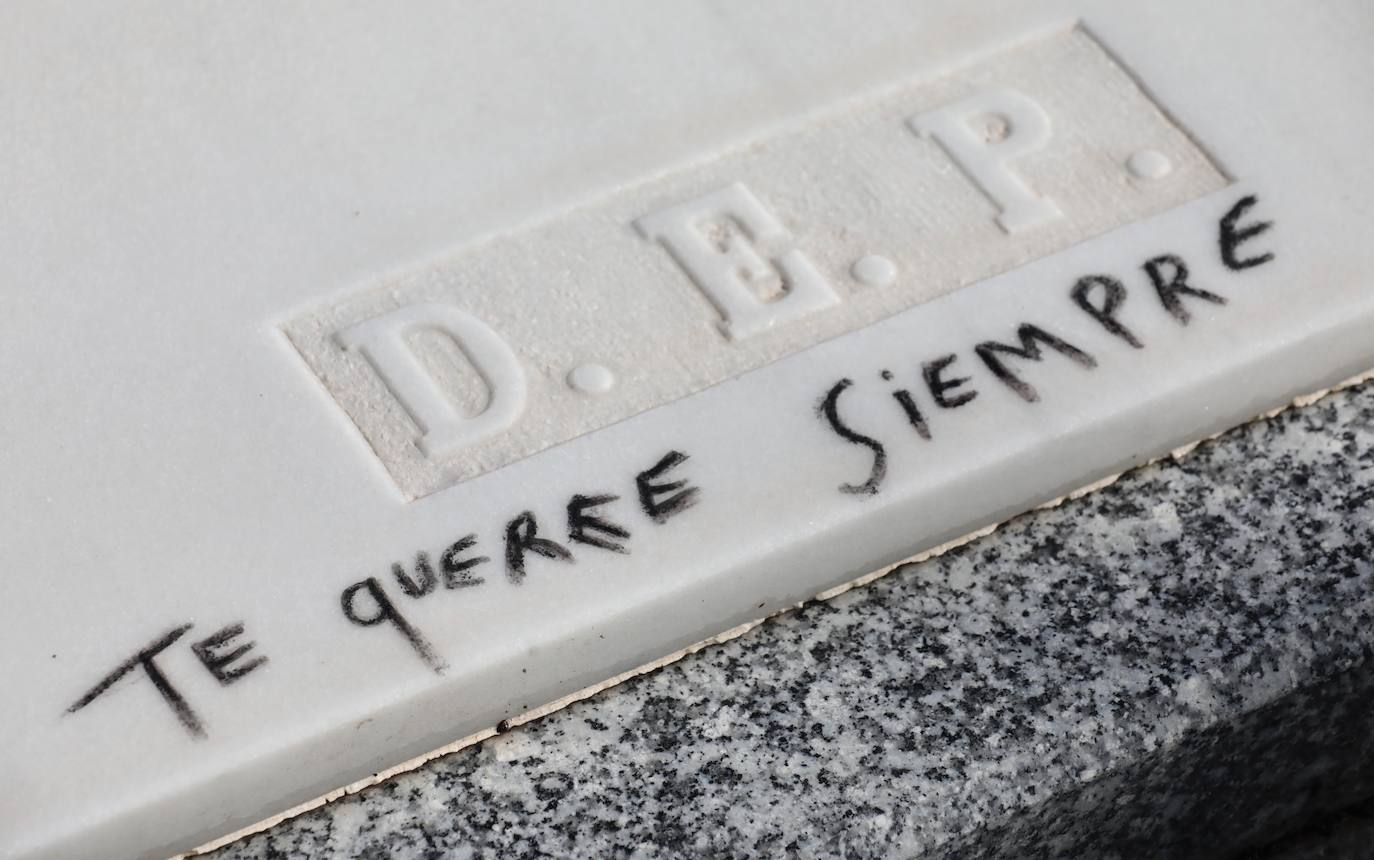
<box><xmin>286</xmin><ymin>26</ymin><xmax>1227</xmax><ymax>500</ymax></box>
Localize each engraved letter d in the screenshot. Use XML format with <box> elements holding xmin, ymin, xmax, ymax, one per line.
<box><xmin>335</xmin><ymin>304</ymin><xmax>526</xmax><ymax>461</ymax></box>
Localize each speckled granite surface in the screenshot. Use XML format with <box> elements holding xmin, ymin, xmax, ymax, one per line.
<box><xmin>207</xmin><ymin>381</ymin><xmax>1374</xmax><ymax>859</ymax></box>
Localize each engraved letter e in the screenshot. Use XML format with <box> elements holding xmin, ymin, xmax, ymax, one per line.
<box><xmin>636</xmin><ymin>182</ymin><xmax>840</xmax><ymax>340</ymax></box>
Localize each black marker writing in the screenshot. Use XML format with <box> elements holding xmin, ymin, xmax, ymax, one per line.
<box><xmin>66</xmin><ymin>619</ymin><xmax>269</xmax><ymax>739</ymax></box>
<box><xmin>67</xmin><ymin>625</ymin><xmax>202</xmax><ymax>738</ymax></box>
<box><xmin>505</xmin><ymin>511</ymin><xmax>574</xmax><ymax>584</ymax></box>
<box><xmin>440</xmin><ymin>535</ymin><xmax>488</xmax><ymax>588</ymax></box>
<box><xmin>923</xmin><ymin>354</ymin><xmax>978</xmax><ymax>408</ymax></box>
<box><xmin>568</xmin><ymin>494</ymin><xmax>631</xmax><ymax>553</ymax></box>
<box><xmin>814</xmin><ymin>193</ymin><xmax>1279</xmax><ymax>498</ymax></box>
<box><xmin>891</xmin><ymin>387</ymin><xmax>931</xmax><ymax>440</ymax></box>
<box><xmin>392</xmin><ymin>552</ymin><xmax>437</xmax><ymax>598</ymax></box>
<box><xmin>191</xmin><ymin>623</ymin><xmax>268</xmax><ymax>686</ymax></box>
<box><xmin>635</xmin><ymin>450</ymin><xmax>700</xmax><ymax>522</ymax></box>
<box><xmin>335</xmin><ymin>449</ymin><xmax>701</xmax><ymax>673</ymax></box>
<box><xmin>818</xmin><ymin>378</ymin><xmax>886</xmax><ymax>496</ymax></box>
<box><xmin>341</xmin><ymin>577</ymin><xmax>448</xmax><ymax>674</ymax></box>
<box><xmin>974</xmin><ymin>324</ymin><xmax>1096</xmax><ymax>403</ymax></box>
<box><xmin>1144</xmin><ymin>253</ymin><xmax>1225</xmax><ymax>325</ymax></box>
<box><xmin>1219</xmin><ymin>194</ymin><xmax>1274</xmax><ymax>271</ymax></box>
<box><xmin>1072</xmin><ymin>274</ymin><xmax>1142</xmax><ymax>348</ymax></box>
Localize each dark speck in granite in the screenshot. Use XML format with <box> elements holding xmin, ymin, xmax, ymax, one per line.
<box><xmin>207</xmin><ymin>380</ymin><xmax>1374</xmax><ymax>859</ymax></box>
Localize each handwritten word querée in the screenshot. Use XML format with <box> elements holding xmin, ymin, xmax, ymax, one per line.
<box><xmin>340</xmin><ymin>450</ymin><xmax>700</xmax><ymax>673</ymax></box>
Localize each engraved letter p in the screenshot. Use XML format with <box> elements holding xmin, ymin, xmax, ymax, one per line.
<box><xmin>909</xmin><ymin>89</ymin><xmax>1061</xmax><ymax>234</ymax></box>
<box><xmin>335</xmin><ymin>304</ymin><xmax>526</xmax><ymax>461</ymax></box>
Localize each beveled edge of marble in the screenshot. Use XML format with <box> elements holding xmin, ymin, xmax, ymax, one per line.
<box><xmin>179</xmin><ymin>365</ymin><xmax>1374</xmax><ymax>860</ymax></box>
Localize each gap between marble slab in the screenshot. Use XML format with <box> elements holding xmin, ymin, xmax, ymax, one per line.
<box><xmin>180</xmin><ymin>365</ymin><xmax>1374</xmax><ymax>860</ymax></box>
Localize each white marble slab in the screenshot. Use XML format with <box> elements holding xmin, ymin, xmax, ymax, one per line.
<box><xmin>1</xmin><ymin>2</ymin><xmax>1372</xmax><ymax>858</ymax></box>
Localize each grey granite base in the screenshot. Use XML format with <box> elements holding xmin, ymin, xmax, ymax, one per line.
<box><xmin>207</xmin><ymin>380</ymin><xmax>1374</xmax><ymax>859</ymax></box>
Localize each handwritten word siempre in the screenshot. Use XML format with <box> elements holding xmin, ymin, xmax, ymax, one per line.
<box><xmin>818</xmin><ymin>195</ymin><xmax>1276</xmax><ymax>496</ymax></box>
<box><xmin>340</xmin><ymin>450</ymin><xmax>699</xmax><ymax>673</ymax></box>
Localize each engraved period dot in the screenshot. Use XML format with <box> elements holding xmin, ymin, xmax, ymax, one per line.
<box><xmin>850</xmin><ymin>254</ymin><xmax>897</xmax><ymax>287</ymax></box>
<box><xmin>1127</xmin><ymin>149</ymin><xmax>1173</xmax><ymax>180</ymax></box>
<box><xmin>567</xmin><ymin>363</ymin><xmax>616</xmax><ymax>395</ymax></box>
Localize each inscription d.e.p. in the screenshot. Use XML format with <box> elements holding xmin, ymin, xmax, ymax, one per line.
<box><xmin>286</xmin><ymin>26</ymin><xmax>1212</xmax><ymax>500</ymax></box>
<box><xmin>310</xmin><ymin>83</ymin><xmax>1067</xmax><ymax>488</ymax></box>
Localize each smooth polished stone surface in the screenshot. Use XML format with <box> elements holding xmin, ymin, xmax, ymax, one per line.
<box><xmin>207</xmin><ymin>380</ymin><xmax>1374</xmax><ymax>859</ymax></box>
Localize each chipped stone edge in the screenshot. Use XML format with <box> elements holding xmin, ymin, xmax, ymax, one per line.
<box><xmin>181</xmin><ymin>366</ymin><xmax>1374</xmax><ymax>860</ymax></box>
